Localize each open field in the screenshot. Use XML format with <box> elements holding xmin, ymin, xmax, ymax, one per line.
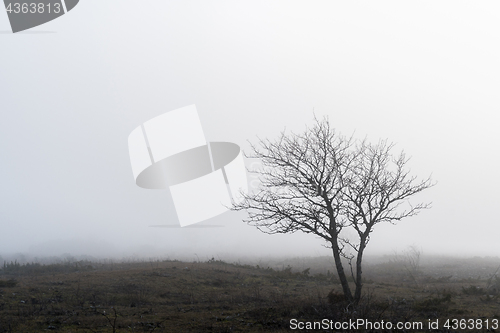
<box><xmin>0</xmin><ymin>255</ymin><xmax>499</xmax><ymax>332</ymax></box>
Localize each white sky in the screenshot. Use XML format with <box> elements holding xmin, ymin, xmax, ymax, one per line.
<box><xmin>1</xmin><ymin>1</ymin><xmax>499</xmax><ymax>259</ymax></box>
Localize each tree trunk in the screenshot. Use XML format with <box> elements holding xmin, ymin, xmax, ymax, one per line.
<box><xmin>331</xmin><ymin>243</ymin><xmax>353</xmax><ymax>302</ymax></box>
<box><xmin>354</xmin><ymin>238</ymin><xmax>367</xmax><ymax>303</ymax></box>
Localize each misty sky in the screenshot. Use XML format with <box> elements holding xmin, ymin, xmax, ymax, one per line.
<box><xmin>1</xmin><ymin>1</ymin><xmax>499</xmax><ymax>259</ymax></box>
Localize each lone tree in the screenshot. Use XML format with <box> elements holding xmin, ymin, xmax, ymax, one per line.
<box><xmin>233</xmin><ymin>117</ymin><xmax>434</xmax><ymax>304</ymax></box>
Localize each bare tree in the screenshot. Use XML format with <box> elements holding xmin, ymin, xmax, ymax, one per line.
<box><xmin>233</xmin><ymin>117</ymin><xmax>434</xmax><ymax>304</ymax></box>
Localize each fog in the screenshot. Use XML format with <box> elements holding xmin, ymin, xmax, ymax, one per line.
<box><xmin>1</xmin><ymin>1</ymin><xmax>499</xmax><ymax>262</ymax></box>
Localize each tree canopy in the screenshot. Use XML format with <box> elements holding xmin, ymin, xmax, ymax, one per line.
<box><xmin>233</xmin><ymin>117</ymin><xmax>435</xmax><ymax>303</ymax></box>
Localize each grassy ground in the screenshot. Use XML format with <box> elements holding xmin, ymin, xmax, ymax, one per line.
<box><xmin>0</xmin><ymin>256</ymin><xmax>499</xmax><ymax>332</ymax></box>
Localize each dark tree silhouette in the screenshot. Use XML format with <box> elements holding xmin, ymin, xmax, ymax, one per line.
<box><xmin>233</xmin><ymin>117</ymin><xmax>434</xmax><ymax>304</ymax></box>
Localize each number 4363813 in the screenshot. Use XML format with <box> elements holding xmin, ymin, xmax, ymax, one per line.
<box><xmin>443</xmin><ymin>318</ymin><xmax>499</xmax><ymax>330</ymax></box>
<box><xmin>5</xmin><ymin>3</ymin><xmax>62</xmax><ymax>14</ymax></box>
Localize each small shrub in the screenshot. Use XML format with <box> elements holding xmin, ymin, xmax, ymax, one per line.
<box><xmin>413</xmin><ymin>292</ymin><xmax>453</xmax><ymax>312</ymax></box>
<box><xmin>327</xmin><ymin>289</ymin><xmax>346</xmax><ymax>304</ymax></box>
<box><xmin>0</xmin><ymin>279</ymin><xmax>18</xmax><ymax>287</ymax></box>
<box><xmin>462</xmin><ymin>285</ymin><xmax>484</xmax><ymax>295</ymax></box>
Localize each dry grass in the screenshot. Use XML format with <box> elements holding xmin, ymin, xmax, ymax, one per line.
<box><xmin>0</xmin><ymin>256</ymin><xmax>499</xmax><ymax>332</ymax></box>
